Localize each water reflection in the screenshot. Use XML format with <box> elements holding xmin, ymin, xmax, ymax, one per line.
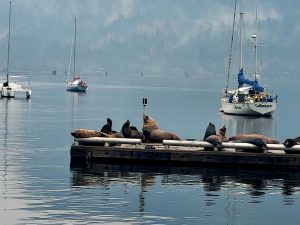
<box><xmin>70</xmin><ymin>163</ymin><xmax>300</xmax><ymax>207</ymax></box>
<box><xmin>67</xmin><ymin>91</ymin><xmax>88</xmax><ymax>144</ymax></box>
<box><xmin>1</xmin><ymin>99</ymin><xmax>9</xmax><ymax>215</ymax></box>
<box><xmin>220</xmin><ymin>113</ymin><xmax>277</xmax><ymax>138</ymax></box>
<box><xmin>0</xmin><ymin>98</ymin><xmax>31</xmax><ymax>223</ymax></box>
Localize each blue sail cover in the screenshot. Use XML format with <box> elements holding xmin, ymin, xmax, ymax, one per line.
<box><xmin>238</xmin><ymin>68</ymin><xmax>264</xmax><ymax>92</ymax></box>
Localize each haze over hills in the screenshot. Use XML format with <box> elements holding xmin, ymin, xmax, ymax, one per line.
<box><xmin>0</xmin><ymin>0</ymin><xmax>297</xmax><ymax>82</ymax></box>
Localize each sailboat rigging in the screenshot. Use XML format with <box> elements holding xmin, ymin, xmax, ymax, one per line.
<box><xmin>66</xmin><ymin>17</ymin><xmax>88</xmax><ymax>92</ymax></box>
<box><xmin>1</xmin><ymin>1</ymin><xmax>32</xmax><ymax>99</ymax></box>
<box><xmin>220</xmin><ymin>0</ymin><xmax>277</xmax><ymax>116</ymax></box>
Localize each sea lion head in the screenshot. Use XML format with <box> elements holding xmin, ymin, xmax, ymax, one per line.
<box><xmin>283</xmin><ymin>139</ymin><xmax>297</xmax><ymax>148</ymax></box>
<box><xmin>205</xmin><ymin>135</ymin><xmax>223</xmax><ymax>151</ymax></box>
<box><xmin>261</xmin><ymin>143</ymin><xmax>267</xmax><ymax>151</ymax></box>
<box><xmin>107</xmin><ymin>118</ymin><xmax>112</xmax><ymax>127</ymax></box>
<box><xmin>143</xmin><ymin>115</ymin><xmax>150</xmax><ymax>123</ymax></box>
<box><xmin>143</xmin><ymin>115</ymin><xmax>160</xmax><ymax>130</ymax></box>
<box><xmin>219</xmin><ymin>125</ymin><xmax>226</xmax><ymax>135</ymax></box>
<box><xmin>217</xmin><ymin>125</ymin><xmax>228</xmax><ymax>142</ymax></box>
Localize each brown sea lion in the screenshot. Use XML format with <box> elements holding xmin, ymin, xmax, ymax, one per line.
<box><xmin>217</xmin><ymin>125</ymin><xmax>228</xmax><ymax>142</ymax></box>
<box><xmin>143</xmin><ymin>115</ymin><xmax>181</xmax><ymax>143</ymax></box>
<box><xmin>204</xmin><ymin>135</ymin><xmax>223</xmax><ymax>151</ymax></box>
<box><xmin>203</xmin><ymin>122</ymin><xmax>216</xmax><ymax>140</ymax></box>
<box><xmin>229</xmin><ymin>134</ymin><xmax>279</xmax><ymax>144</ymax></box>
<box><xmin>71</xmin><ymin>129</ymin><xmax>103</xmax><ymax>138</ymax></box>
<box><xmin>283</xmin><ymin>136</ymin><xmax>300</xmax><ymax>148</ymax></box>
<box><xmin>122</xmin><ymin>120</ymin><xmax>145</xmax><ymax>140</ymax></box>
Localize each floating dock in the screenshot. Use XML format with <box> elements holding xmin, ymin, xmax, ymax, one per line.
<box><xmin>70</xmin><ymin>137</ymin><xmax>300</xmax><ymax>171</ymax></box>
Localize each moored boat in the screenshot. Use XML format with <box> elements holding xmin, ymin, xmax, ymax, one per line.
<box><xmin>221</xmin><ymin>0</ymin><xmax>277</xmax><ymax>116</ymax></box>
<box><xmin>66</xmin><ymin>17</ymin><xmax>88</xmax><ymax>92</ymax></box>
<box><xmin>1</xmin><ymin>1</ymin><xmax>31</xmax><ymax>99</ymax></box>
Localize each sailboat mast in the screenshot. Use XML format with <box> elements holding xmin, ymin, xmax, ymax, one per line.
<box><xmin>225</xmin><ymin>0</ymin><xmax>237</xmax><ymax>92</ymax></box>
<box><xmin>6</xmin><ymin>1</ymin><xmax>12</xmax><ymax>84</ymax></box>
<box><xmin>239</xmin><ymin>0</ymin><xmax>244</xmax><ymax>69</ymax></box>
<box><xmin>73</xmin><ymin>16</ymin><xmax>77</xmax><ymax>75</ymax></box>
<box><xmin>254</xmin><ymin>4</ymin><xmax>258</xmax><ymax>81</ymax></box>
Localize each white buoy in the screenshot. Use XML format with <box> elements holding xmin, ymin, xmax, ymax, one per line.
<box><xmin>142</xmin><ymin>97</ymin><xmax>148</xmax><ymax>116</ymax></box>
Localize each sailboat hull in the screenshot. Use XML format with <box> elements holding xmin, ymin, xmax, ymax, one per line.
<box><xmin>221</xmin><ymin>98</ymin><xmax>277</xmax><ymax>116</ymax></box>
<box><xmin>1</xmin><ymin>83</ymin><xmax>31</xmax><ymax>98</ymax></box>
<box><xmin>66</xmin><ymin>85</ymin><xmax>87</xmax><ymax>92</ymax></box>
<box><xmin>1</xmin><ymin>87</ymin><xmax>15</xmax><ymax>98</ymax></box>
<box><xmin>66</xmin><ymin>81</ymin><xmax>87</xmax><ymax>92</ymax></box>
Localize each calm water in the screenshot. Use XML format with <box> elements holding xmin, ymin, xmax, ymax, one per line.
<box><xmin>1</xmin><ymin>74</ymin><xmax>300</xmax><ymax>225</ymax></box>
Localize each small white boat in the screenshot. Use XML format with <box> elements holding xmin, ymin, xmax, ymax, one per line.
<box><xmin>1</xmin><ymin>82</ymin><xmax>31</xmax><ymax>99</ymax></box>
<box><xmin>221</xmin><ymin>0</ymin><xmax>277</xmax><ymax>116</ymax></box>
<box><xmin>1</xmin><ymin>1</ymin><xmax>31</xmax><ymax>99</ymax></box>
<box><xmin>66</xmin><ymin>17</ymin><xmax>88</xmax><ymax>92</ymax></box>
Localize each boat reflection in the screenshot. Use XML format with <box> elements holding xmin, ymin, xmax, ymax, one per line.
<box><xmin>220</xmin><ymin>113</ymin><xmax>277</xmax><ymax>138</ymax></box>
<box><xmin>67</xmin><ymin>91</ymin><xmax>87</xmax><ymax>144</ymax></box>
<box><xmin>70</xmin><ymin>162</ymin><xmax>300</xmax><ymax>208</ymax></box>
<box><xmin>0</xmin><ymin>98</ymin><xmax>31</xmax><ymax>215</ymax></box>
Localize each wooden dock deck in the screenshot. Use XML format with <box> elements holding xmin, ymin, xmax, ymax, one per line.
<box><xmin>70</xmin><ymin>137</ymin><xmax>300</xmax><ymax>171</ymax></box>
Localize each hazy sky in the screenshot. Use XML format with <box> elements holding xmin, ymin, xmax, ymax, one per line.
<box><xmin>0</xmin><ymin>0</ymin><xmax>297</xmax><ymax>79</ymax></box>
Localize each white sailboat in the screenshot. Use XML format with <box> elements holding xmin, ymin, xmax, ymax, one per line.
<box><xmin>1</xmin><ymin>1</ymin><xmax>31</xmax><ymax>99</ymax></box>
<box><xmin>66</xmin><ymin>17</ymin><xmax>88</xmax><ymax>92</ymax></box>
<box><xmin>220</xmin><ymin>0</ymin><xmax>277</xmax><ymax>116</ymax></box>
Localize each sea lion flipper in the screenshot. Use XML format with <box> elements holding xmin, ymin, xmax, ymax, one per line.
<box><xmin>203</xmin><ymin>122</ymin><xmax>216</xmax><ymax>140</ymax></box>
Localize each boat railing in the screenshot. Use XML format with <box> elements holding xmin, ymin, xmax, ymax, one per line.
<box><xmin>249</xmin><ymin>92</ymin><xmax>277</xmax><ymax>103</ymax></box>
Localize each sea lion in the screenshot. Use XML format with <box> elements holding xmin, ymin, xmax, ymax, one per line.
<box><xmin>217</xmin><ymin>125</ymin><xmax>229</xmax><ymax>142</ymax></box>
<box><xmin>121</xmin><ymin>120</ymin><xmax>145</xmax><ymax>140</ymax></box>
<box><xmin>143</xmin><ymin>115</ymin><xmax>181</xmax><ymax>143</ymax></box>
<box><xmin>230</xmin><ymin>137</ymin><xmax>267</xmax><ymax>153</ymax></box>
<box><xmin>229</xmin><ymin>134</ymin><xmax>279</xmax><ymax>144</ymax></box>
<box><xmin>204</xmin><ymin>135</ymin><xmax>223</xmax><ymax>151</ymax></box>
<box><xmin>99</xmin><ymin>117</ymin><xmax>124</xmax><ymax>139</ymax></box>
<box><xmin>203</xmin><ymin>122</ymin><xmax>216</xmax><ymax>140</ymax></box>
<box><xmin>283</xmin><ymin>136</ymin><xmax>300</xmax><ymax>148</ymax></box>
<box><xmin>100</xmin><ymin>118</ymin><xmax>112</xmax><ymax>134</ymax></box>
<box><xmin>71</xmin><ymin>129</ymin><xmax>103</xmax><ymax>138</ymax></box>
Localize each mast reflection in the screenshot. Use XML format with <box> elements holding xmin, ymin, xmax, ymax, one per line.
<box><xmin>0</xmin><ymin>98</ymin><xmax>31</xmax><ymax>218</ymax></box>
<box><xmin>1</xmin><ymin>99</ymin><xmax>9</xmax><ymax>213</ymax></box>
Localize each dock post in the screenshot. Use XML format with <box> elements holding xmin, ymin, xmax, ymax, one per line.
<box><xmin>142</xmin><ymin>97</ymin><xmax>148</xmax><ymax>129</ymax></box>
<box><xmin>142</xmin><ymin>97</ymin><xmax>148</xmax><ymax>116</ymax></box>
